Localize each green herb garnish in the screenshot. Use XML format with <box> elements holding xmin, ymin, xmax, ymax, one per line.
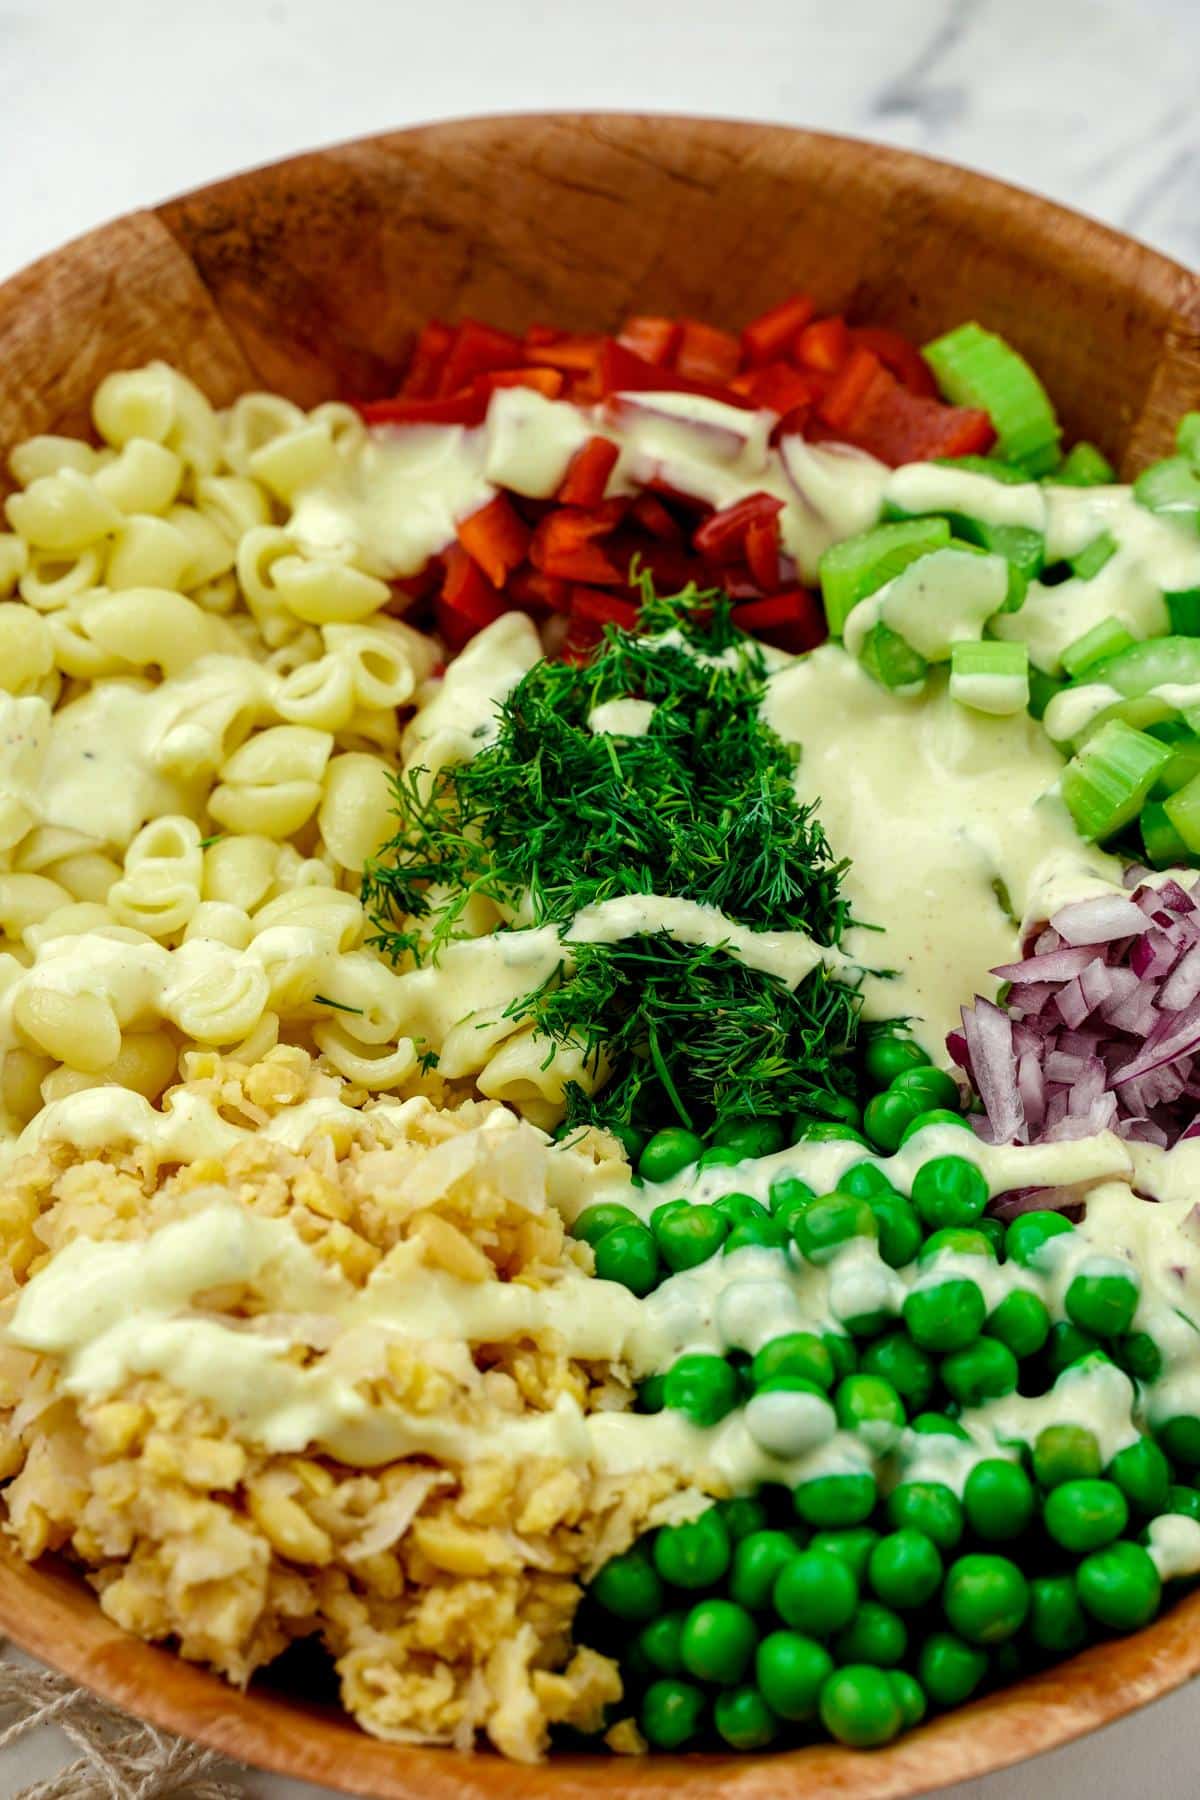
<box><xmin>364</xmin><ymin>584</ymin><xmax>861</xmax><ymax>1135</ymax></box>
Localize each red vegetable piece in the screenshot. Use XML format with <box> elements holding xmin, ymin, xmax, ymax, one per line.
<box><xmin>525</xmin><ymin>334</ymin><xmax>606</xmax><ymax>373</ymax></box>
<box><xmin>674</xmin><ymin>319</ymin><xmax>741</xmax><ymax>385</ymax></box>
<box><xmin>357</xmin><ymin>391</ymin><xmax>489</xmax><ymax>427</ymax></box>
<box><xmin>820</xmin><ymin>347</ymin><xmax>994</xmax><ymax>465</ymax></box>
<box><xmin>618</xmin><ymin>316</ymin><xmax>681</xmax><ymax>366</ymax></box>
<box><xmin>744</xmin><ymin>517</ymin><xmax>782</xmax><ymax>592</ymax></box>
<box><xmin>797</xmin><ymin>316</ymin><xmax>851</xmax><ymax>373</ymax></box>
<box><xmin>743</xmin><ymin>361</ymin><xmax>826</xmax><ymax>418</ymax></box>
<box><xmin>438</xmin><ymin>320</ymin><xmax>523</xmax><ymax>396</ymax></box>
<box><xmin>731</xmin><ymin>590</ymin><xmax>826</xmax><ymax>654</ymax></box>
<box><xmin>507</xmin><ymin>567</ymin><xmax>572</xmax><ymax>613</ymax></box>
<box><xmin>630</xmin><ymin>493</ymin><xmax>683</xmax><ymax>542</ymax></box>
<box><xmin>476</xmin><ymin>367</ymin><xmax>564</xmax><ymax>399</ymax></box>
<box><xmin>740</xmin><ymin>294</ymin><xmax>816</xmax><ymax>366</ymax></box>
<box><xmin>570</xmin><ymin>587</ymin><xmax>641</xmax><ymax>631</ymax></box>
<box><xmin>530</xmin><ymin>505</ymin><xmax>627</xmax><ymax>586</ymax></box>
<box><xmin>598</xmin><ymin>339</ymin><xmax>755</xmax><ymax>408</ymax></box>
<box><xmin>559</xmin><ymin>435</ymin><xmax>621</xmax><ymax>506</ymax></box>
<box><xmin>851</xmin><ymin>326</ymin><xmax>938</xmax><ymax>397</ymax></box>
<box><xmin>401</xmin><ymin>320</ymin><xmax>454</xmax><ymax>398</ymax></box>
<box><xmin>693</xmin><ymin>492</ymin><xmax>785</xmax><ymax>563</ymax></box>
<box><xmin>437</xmin><ymin>546</ymin><xmax>508</xmax><ymax>650</ymax></box>
<box><xmin>456</xmin><ymin>494</ymin><xmax>531</xmax><ymax>589</ymax></box>
<box><xmin>523</xmin><ymin>323</ymin><xmax>560</xmax><ymax>348</ymax></box>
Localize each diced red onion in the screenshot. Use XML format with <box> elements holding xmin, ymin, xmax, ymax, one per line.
<box><xmin>1051</xmin><ymin>895</ymin><xmax>1148</xmax><ymax>945</ymax></box>
<box><xmin>961</xmin><ymin>997</ymin><xmax>1026</xmax><ymax>1145</ymax></box>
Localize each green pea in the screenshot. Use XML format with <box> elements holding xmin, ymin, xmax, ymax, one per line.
<box><xmin>607</xmin><ymin>1121</ymin><xmax>646</xmax><ymax>1163</ymax></box>
<box><xmin>864</xmin><ymin>1031</ymin><xmax>931</xmax><ymax>1088</ymax></box>
<box><xmin>724</xmin><ymin>1217</ymin><xmax>787</xmax><ymax>1253</ymax></box>
<box><xmin>1076</xmin><ymin>1541</ymin><xmax>1162</xmax><ymax>1632</ymax></box>
<box><xmin>793</xmin><ymin>1119</ymin><xmax>870</xmax><ymax>1146</ymax></box>
<box><xmin>713</xmin><ymin>1684</ymin><xmax>778</xmax><ymax>1750</ymax></box>
<box><xmin>1005</xmin><ymin>1210</ymin><xmax>1075</xmax><ymax>1268</ymax></box>
<box><xmin>755</xmin><ymin>1630</ymin><xmax>833</xmax><ymax>1721</ymax></box>
<box><xmin>835</xmin><ymin>1374</ymin><xmax>906</xmax><ymax>1445</ymax></box>
<box><xmin>861</xmin><ymin>1333</ymin><xmax>935</xmax><ymax>1410</ymax></box>
<box><xmin>918</xmin><ymin>1226</ymin><xmax>995</xmax><ymax>1264</ymax></box>
<box><xmin>1028</xmin><ymin>1573</ymin><xmax>1089</xmax><ymax>1654</ymax></box>
<box><xmin>730</xmin><ymin>1529</ymin><xmax>799</xmax><ymax>1610</ymax></box>
<box><xmin>1044</xmin><ymin>1479</ymin><xmax>1129</xmax><ymax>1553</ymax></box>
<box><xmin>792</xmin><ymin>1472</ymin><xmax>878</xmax><ymax>1529</ymax></box>
<box><xmin>636</xmin><ymin>1372</ymin><xmax>665</xmax><ymax>1413</ymax></box>
<box><xmin>866</xmin><ymin>1190</ymin><xmax>923</xmax><ymax>1268</ymax></box>
<box><xmin>1045</xmin><ymin>1320</ymin><xmax>1102</xmax><ymax>1377</ymax></box>
<box><xmin>819</xmin><ymin>1092</ymin><xmax>864</xmax><ymax>1128</ymax></box>
<box><xmin>680</xmin><ymin>1598</ymin><xmax>758</xmax><ymax>1685</ymax></box>
<box><xmin>593</xmin><ymin>1222</ymin><xmax>660</xmax><ymax>1295</ymax></box>
<box><xmin>773</xmin><ymin>1548</ymin><xmax>858</xmax><ymax>1637</ymax></box>
<box><xmin>887</xmin><ymin>1482</ymin><xmax>964</xmax><ymax>1551</ymax></box>
<box><xmin>590</xmin><ymin>1545</ymin><xmax>663</xmax><ymax>1621</ymax></box>
<box><xmin>840</xmin><ymin>1161</ymin><xmax>897</xmax><ymax>1199</ymax></box>
<box><xmin>652</xmin><ymin>1201</ymin><xmax>729</xmax><ymax>1271</ymax></box>
<box><xmin>1113</xmin><ymin>1331</ymin><xmax>1164</xmax><ymax>1384</ymax></box>
<box><xmin>903</xmin><ymin>1279</ymin><xmax>986</xmax><ymax>1352</ymax></box>
<box><xmin>943</xmin><ymin>1554</ymin><xmax>1029</xmax><ymax>1644</ymax></box>
<box><xmin>717</xmin><ymin>1496</ymin><xmax>769</xmax><ymax>1543</ymax></box>
<box><xmin>864</xmin><ymin>1088</ymin><xmax>925</xmax><ymax>1153</ymax></box>
<box><xmin>1165</xmin><ymin>1483</ymin><xmax>1200</xmax><ymax>1521</ymax></box>
<box><xmin>941</xmin><ymin>1338</ymin><xmax>1019</xmax><ymax>1406</ymax></box>
<box><xmin>698</xmin><ymin>1144</ymin><xmax>746</xmax><ymax>1169</ymax></box>
<box><xmin>791</xmin><ymin>1191</ymin><xmax>878</xmax><ymax>1263</ymax></box>
<box><xmin>637</xmin><ymin>1611</ymin><xmax>687</xmax><ymax>1676</ymax></box>
<box><xmin>869</xmin><ymin>1530</ymin><xmax>943</xmax><ymax>1609</ymax></box>
<box><xmin>823</xmin><ymin>1332</ymin><xmax>858</xmax><ymax>1381</ymax></box>
<box><xmin>891</xmin><ymin>1065</ymin><xmax>962</xmax><ymax>1111</ymax></box>
<box><xmin>654</xmin><ymin>1509</ymin><xmax>732</xmax><ymax>1589</ymax></box>
<box><xmin>807</xmin><ymin>1527</ymin><xmax>879</xmax><ymax>1583</ymax></box>
<box><xmin>1108</xmin><ymin>1439</ymin><xmax>1171</xmax><ymax>1517</ymax></box>
<box><xmin>888</xmin><ymin>1669</ymin><xmax>928</xmax><ymax>1730</ymax></box>
<box><xmin>751</xmin><ymin>1332</ymin><xmax>835</xmax><ymax>1392</ymax></box>
<box><xmin>640</xmin><ymin>1677</ymin><xmax>707</xmax><ymax>1749</ymax></box>
<box><xmin>986</xmin><ymin>1289</ymin><xmax>1051</xmax><ymax>1360</ymax></box>
<box><xmin>573</xmin><ymin>1202</ymin><xmax>641</xmax><ymax>1246</ymax></box>
<box><xmin>976</xmin><ymin>1216</ymin><xmax>1007</xmax><ymax>1258</ymax></box>
<box><xmin>1066</xmin><ymin>1270</ymin><xmax>1140</xmax><ymax>1338</ymax></box>
<box><xmin>1034</xmin><ymin>1424</ymin><xmax>1102</xmax><ymax>1489</ymax></box>
<box><xmin>712</xmin><ymin>1191</ymin><xmax>771</xmax><ymax>1225</ymax></box>
<box><xmin>1158</xmin><ymin>1415</ymin><xmax>1200</xmax><ymax>1466</ymax></box>
<box><xmin>910</xmin><ymin>1154</ymin><xmax>988</xmax><ymax>1229</ymax></box>
<box><xmin>712</xmin><ymin>1115</ymin><xmax>786</xmax><ymax>1159</ymax></box>
<box><xmin>834</xmin><ymin>1601</ymin><xmax>908</xmax><ymax>1667</ymax></box>
<box><xmin>918</xmin><ymin>1631</ymin><xmax>988</xmax><ymax>1707</ymax></box>
<box><xmin>963</xmin><ymin>1460</ymin><xmax>1035</xmax><ymax>1542</ymax></box>
<box><xmin>768</xmin><ymin>1174</ymin><xmax>815</xmax><ymax>1218</ymax></box>
<box><xmin>901</xmin><ymin>1108</ymin><xmax>973</xmax><ymax>1145</ymax></box>
<box><xmin>638</xmin><ymin>1128</ymin><xmax>704</xmax><ymax>1183</ymax></box>
<box><xmin>663</xmin><ymin>1353</ymin><xmax>739</xmax><ymax>1428</ymax></box>
<box><xmin>819</xmin><ymin>1664</ymin><xmax>904</xmax><ymax>1748</ymax></box>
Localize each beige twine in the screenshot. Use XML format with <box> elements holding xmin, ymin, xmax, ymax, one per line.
<box><xmin>0</xmin><ymin>1647</ymin><xmax>250</xmax><ymax>1800</ymax></box>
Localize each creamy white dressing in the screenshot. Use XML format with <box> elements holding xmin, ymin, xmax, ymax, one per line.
<box><xmin>564</xmin><ymin>894</ymin><xmax>826</xmax><ymax>989</ymax></box>
<box><xmin>587</xmin><ymin>699</ymin><xmax>656</xmax><ymax>738</ymax></box>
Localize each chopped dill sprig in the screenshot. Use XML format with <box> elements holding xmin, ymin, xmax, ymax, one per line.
<box><xmin>363</xmin><ymin>583</ymin><xmax>862</xmax><ymax>1134</ymax></box>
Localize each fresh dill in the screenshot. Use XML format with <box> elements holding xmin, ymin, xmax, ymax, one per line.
<box><xmin>363</xmin><ymin>582</ymin><xmax>862</xmax><ymax>1135</ymax></box>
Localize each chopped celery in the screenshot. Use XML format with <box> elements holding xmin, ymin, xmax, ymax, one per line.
<box><xmin>1088</xmin><ymin>637</ymin><xmax>1200</xmax><ymax>698</ymax></box>
<box><xmin>859</xmin><ymin>622</ymin><xmax>928</xmax><ymax>693</ymax></box>
<box><xmin>1060</xmin><ymin>616</ymin><xmax>1136</xmax><ymax>681</ymax></box>
<box><xmin>1050</xmin><ymin>442</ymin><xmax>1117</xmax><ymax>487</ymax></box>
<box><xmin>1165</xmin><ymin>772</ymin><xmax>1200</xmax><ymax>855</ymax></box>
<box><xmin>1069</xmin><ymin>532</ymin><xmax>1118</xmax><ymax>582</ymax></box>
<box><xmin>1028</xmin><ymin>667</ymin><xmax>1066</xmax><ymax>721</ymax></box>
<box><xmin>874</xmin><ymin>546</ymin><xmax>1009</xmax><ymax>661</ymax></box>
<box><xmin>1133</xmin><ymin>457</ymin><xmax>1200</xmax><ymax>528</ymax></box>
<box><xmin>1177</xmin><ymin>413</ymin><xmax>1200</xmax><ymax>464</ymax></box>
<box><xmin>1166</xmin><ymin>589</ymin><xmax>1200</xmax><ymax>636</ymax></box>
<box><xmin>1142</xmin><ymin>800</ymin><xmax>1191</xmax><ymax>868</ymax></box>
<box><xmin>922</xmin><ymin>322</ymin><xmax>1062</xmax><ymax>476</ymax></box>
<box><xmin>1153</xmin><ymin>737</ymin><xmax>1200</xmax><ymax>799</ymax></box>
<box><xmin>949</xmin><ymin>641</ymin><xmax>1030</xmax><ymax>715</ymax></box>
<box><xmin>934</xmin><ymin>454</ymin><xmax>1031</xmax><ymax>485</ymax></box>
<box><xmin>951</xmin><ymin>520</ymin><xmax>1041</xmax><ymax>610</ymax></box>
<box><xmin>1061</xmin><ymin>720</ymin><xmax>1172</xmax><ymax>843</ymax></box>
<box><xmin>818</xmin><ymin>518</ymin><xmax>951</xmax><ymax>637</ymax></box>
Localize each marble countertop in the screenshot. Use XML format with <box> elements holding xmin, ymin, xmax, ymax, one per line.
<box><xmin>1</xmin><ymin>0</ymin><xmax>1198</xmax><ymax>1794</ymax></box>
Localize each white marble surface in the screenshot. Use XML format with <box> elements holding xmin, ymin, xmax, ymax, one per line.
<box><xmin>1</xmin><ymin>0</ymin><xmax>1199</xmax><ymax>1794</ymax></box>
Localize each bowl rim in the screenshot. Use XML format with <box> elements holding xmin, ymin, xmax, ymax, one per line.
<box><xmin>1</xmin><ymin>108</ymin><xmax>1199</xmax><ymax>1800</ymax></box>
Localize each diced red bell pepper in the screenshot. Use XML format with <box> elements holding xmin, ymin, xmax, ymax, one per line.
<box><xmin>570</xmin><ymin>587</ymin><xmax>641</xmax><ymax>632</ymax></box>
<box><xmin>599</xmin><ymin>340</ymin><xmax>755</xmax><ymax>409</ymax></box>
<box><xmin>559</xmin><ymin>435</ymin><xmax>621</xmax><ymax>506</ymax></box>
<box><xmin>820</xmin><ymin>348</ymin><xmax>994</xmax><ymax>465</ymax></box>
<box><xmin>674</xmin><ymin>319</ymin><xmax>741</xmax><ymax>385</ymax></box>
<box><xmin>477</xmin><ymin>367</ymin><xmax>565</xmax><ymax>399</ymax></box>
<box><xmin>618</xmin><ymin>316</ymin><xmax>681</xmax><ymax>366</ymax></box>
<box><xmin>438</xmin><ymin>320</ymin><xmax>524</xmax><ymax>396</ymax></box>
<box><xmin>530</xmin><ymin>505</ymin><xmax>627</xmax><ymax>586</ymax></box>
<box><xmin>525</xmin><ymin>334</ymin><xmax>606</xmax><ymax>373</ymax></box>
<box><xmin>507</xmin><ymin>567</ymin><xmax>572</xmax><ymax>613</ymax></box>
<box><xmin>437</xmin><ymin>546</ymin><xmax>508</xmax><ymax>650</ymax></box>
<box><xmin>742</xmin><ymin>361</ymin><xmax>826</xmax><ymax>418</ymax></box>
<box><xmin>740</xmin><ymin>294</ymin><xmax>816</xmax><ymax>366</ymax></box>
<box><xmin>693</xmin><ymin>492</ymin><xmax>785</xmax><ymax>562</ymax></box>
<box><xmin>389</xmin><ymin>563</ymin><xmax>439</xmax><ymax>602</ymax></box>
<box><xmin>456</xmin><ymin>494</ymin><xmax>531</xmax><ymax>588</ymax></box>
<box><xmin>632</xmin><ymin>540</ymin><xmax>705</xmax><ymax>594</ymax></box>
<box><xmin>358</xmin><ymin>391</ymin><xmax>490</xmax><ymax>427</ymax></box>
<box><xmin>630</xmin><ymin>493</ymin><xmax>683</xmax><ymax>542</ymax></box>
<box><xmin>851</xmin><ymin>326</ymin><xmax>938</xmax><ymax>397</ymax></box>
<box><xmin>797</xmin><ymin>316</ymin><xmax>851</xmax><ymax>373</ymax></box>
<box><xmin>731</xmin><ymin>591</ymin><xmax>826</xmax><ymax>654</ymax></box>
<box><xmin>744</xmin><ymin>517</ymin><xmax>782</xmax><ymax>592</ymax></box>
<box><xmin>523</xmin><ymin>323</ymin><xmax>560</xmax><ymax>348</ymax></box>
<box><xmin>401</xmin><ymin>320</ymin><xmax>454</xmax><ymax>398</ymax></box>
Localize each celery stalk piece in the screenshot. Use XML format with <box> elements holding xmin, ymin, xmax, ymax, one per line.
<box><xmin>1069</xmin><ymin>532</ymin><xmax>1118</xmax><ymax>582</ymax></box>
<box><xmin>1061</xmin><ymin>720</ymin><xmax>1172</xmax><ymax>843</ymax></box>
<box><xmin>1165</xmin><ymin>771</ymin><xmax>1200</xmax><ymax>854</ymax></box>
<box><xmin>922</xmin><ymin>322</ymin><xmax>1062</xmax><ymax>476</ymax></box>
<box><xmin>859</xmin><ymin>622</ymin><xmax>928</xmax><ymax>693</ymax></box>
<box><xmin>1134</xmin><ymin>456</ymin><xmax>1200</xmax><ymax>528</ymax></box>
<box><xmin>1153</xmin><ymin>738</ymin><xmax>1200</xmax><ymax>800</ymax></box>
<box><xmin>1028</xmin><ymin>667</ymin><xmax>1066</xmax><ymax>721</ymax></box>
<box><xmin>1050</xmin><ymin>442</ymin><xmax>1117</xmax><ymax>487</ymax></box>
<box><xmin>1177</xmin><ymin>413</ymin><xmax>1200</xmax><ymax>464</ymax></box>
<box><xmin>949</xmin><ymin>640</ymin><xmax>1030</xmax><ymax>716</ymax></box>
<box><xmin>1142</xmin><ymin>800</ymin><xmax>1192</xmax><ymax>868</ymax></box>
<box><xmin>1167</xmin><ymin>589</ymin><xmax>1200</xmax><ymax>636</ymax></box>
<box><xmin>818</xmin><ymin>517</ymin><xmax>951</xmax><ymax>637</ymax></box>
<box><xmin>1088</xmin><ymin>637</ymin><xmax>1200</xmax><ymax>698</ymax></box>
<box><xmin>1060</xmin><ymin>616</ymin><xmax>1136</xmax><ymax>681</ymax></box>
<box><xmin>934</xmin><ymin>454</ymin><xmax>1031</xmax><ymax>485</ymax></box>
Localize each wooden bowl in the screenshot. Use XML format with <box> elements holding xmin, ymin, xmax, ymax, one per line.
<box><xmin>1</xmin><ymin>113</ymin><xmax>1199</xmax><ymax>1798</ymax></box>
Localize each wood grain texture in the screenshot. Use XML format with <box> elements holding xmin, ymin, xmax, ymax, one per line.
<box><xmin>0</xmin><ymin>111</ymin><xmax>1198</xmax><ymax>1799</ymax></box>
